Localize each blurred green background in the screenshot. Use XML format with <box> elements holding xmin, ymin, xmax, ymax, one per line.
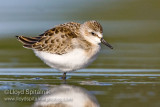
<box><xmin>0</xmin><ymin>0</ymin><xmax>160</xmax><ymax>69</ymax></box>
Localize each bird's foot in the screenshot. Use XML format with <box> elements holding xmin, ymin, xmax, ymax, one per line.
<box><xmin>62</xmin><ymin>72</ymin><xmax>67</xmax><ymax>83</ymax></box>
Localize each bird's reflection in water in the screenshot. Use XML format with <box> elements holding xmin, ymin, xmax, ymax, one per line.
<box><xmin>33</xmin><ymin>85</ymin><xmax>99</xmax><ymax>107</ymax></box>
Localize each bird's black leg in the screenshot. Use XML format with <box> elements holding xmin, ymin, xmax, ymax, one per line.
<box><xmin>62</xmin><ymin>72</ymin><xmax>66</xmax><ymax>81</ymax></box>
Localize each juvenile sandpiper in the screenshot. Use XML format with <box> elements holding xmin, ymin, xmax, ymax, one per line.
<box><xmin>16</xmin><ymin>20</ymin><xmax>113</xmax><ymax>80</ymax></box>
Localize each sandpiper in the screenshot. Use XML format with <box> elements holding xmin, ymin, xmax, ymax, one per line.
<box><xmin>16</xmin><ymin>20</ymin><xmax>113</xmax><ymax>80</ymax></box>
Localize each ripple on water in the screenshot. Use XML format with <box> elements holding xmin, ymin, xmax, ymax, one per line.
<box><xmin>0</xmin><ymin>68</ymin><xmax>160</xmax><ymax>89</ymax></box>
<box><xmin>80</xmin><ymin>81</ymin><xmax>113</xmax><ymax>86</ymax></box>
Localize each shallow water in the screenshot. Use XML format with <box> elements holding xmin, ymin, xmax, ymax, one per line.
<box><xmin>0</xmin><ymin>68</ymin><xmax>160</xmax><ymax>107</ymax></box>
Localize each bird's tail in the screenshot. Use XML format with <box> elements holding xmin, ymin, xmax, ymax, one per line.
<box><xmin>16</xmin><ymin>35</ymin><xmax>41</xmax><ymax>49</ymax></box>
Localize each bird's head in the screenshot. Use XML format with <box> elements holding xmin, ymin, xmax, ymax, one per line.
<box><xmin>80</xmin><ymin>20</ymin><xmax>113</xmax><ymax>49</ymax></box>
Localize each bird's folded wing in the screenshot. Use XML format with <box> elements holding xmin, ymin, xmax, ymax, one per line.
<box><xmin>17</xmin><ymin>26</ymin><xmax>78</xmax><ymax>55</ymax></box>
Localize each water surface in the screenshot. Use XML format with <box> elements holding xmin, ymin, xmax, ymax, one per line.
<box><xmin>0</xmin><ymin>68</ymin><xmax>160</xmax><ymax>107</ymax></box>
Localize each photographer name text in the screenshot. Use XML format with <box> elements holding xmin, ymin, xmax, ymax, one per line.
<box><xmin>4</xmin><ymin>89</ymin><xmax>49</xmax><ymax>95</ymax></box>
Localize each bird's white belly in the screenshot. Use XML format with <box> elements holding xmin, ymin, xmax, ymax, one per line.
<box><xmin>34</xmin><ymin>48</ymin><xmax>98</xmax><ymax>72</ymax></box>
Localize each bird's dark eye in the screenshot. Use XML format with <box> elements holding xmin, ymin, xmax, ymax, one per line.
<box><xmin>91</xmin><ymin>32</ymin><xmax>96</xmax><ymax>36</ymax></box>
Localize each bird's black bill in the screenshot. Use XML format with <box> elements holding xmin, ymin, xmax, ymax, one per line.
<box><xmin>101</xmin><ymin>38</ymin><xmax>113</xmax><ymax>49</ymax></box>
